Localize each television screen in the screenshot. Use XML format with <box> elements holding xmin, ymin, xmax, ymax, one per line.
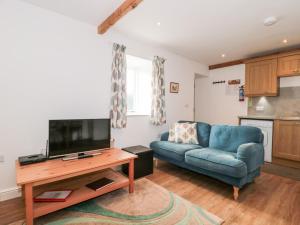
<box><xmin>49</xmin><ymin>119</ymin><xmax>111</xmax><ymax>158</ymax></box>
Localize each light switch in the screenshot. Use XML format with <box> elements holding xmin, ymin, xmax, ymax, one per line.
<box><xmin>0</xmin><ymin>155</ymin><xmax>4</xmax><ymax>162</ymax></box>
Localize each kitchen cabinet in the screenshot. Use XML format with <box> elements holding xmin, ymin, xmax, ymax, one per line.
<box><xmin>245</xmin><ymin>58</ymin><xmax>278</xmax><ymax>96</ymax></box>
<box><xmin>273</xmin><ymin>120</ymin><xmax>300</xmax><ymax>162</ymax></box>
<box><xmin>277</xmin><ymin>53</ymin><xmax>300</xmax><ymax>77</ymax></box>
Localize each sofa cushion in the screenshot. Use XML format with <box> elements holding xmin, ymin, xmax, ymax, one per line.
<box><xmin>150</xmin><ymin>141</ymin><xmax>201</xmax><ymax>162</ymax></box>
<box><xmin>185</xmin><ymin>148</ymin><xmax>247</xmax><ymax>178</ymax></box>
<box><xmin>174</xmin><ymin>122</ymin><xmax>199</xmax><ymax>144</ymax></box>
<box><xmin>209</xmin><ymin>125</ymin><xmax>263</xmax><ymax>153</ymax></box>
<box><xmin>179</xmin><ymin>121</ymin><xmax>211</xmax><ymax>147</ymax></box>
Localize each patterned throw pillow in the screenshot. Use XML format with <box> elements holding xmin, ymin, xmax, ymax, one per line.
<box><xmin>174</xmin><ymin>123</ymin><xmax>199</xmax><ymax>144</ymax></box>
<box><xmin>168</xmin><ymin>123</ymin><xmax>176</xmax><ymax>142</ymax></box>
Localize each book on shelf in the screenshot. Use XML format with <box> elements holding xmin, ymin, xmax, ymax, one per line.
<box><xmin>86</xmin><ymin>177</ymin><xmax>114</xmax><ymax>191</ymax></box>
<box><xmin>34</xmin><ymin>190</ymin><xmax>73</xmax><ymax>202</ymax></box>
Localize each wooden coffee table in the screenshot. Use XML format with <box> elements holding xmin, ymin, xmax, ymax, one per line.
<box><xmin>16</xmin><ymin>148</ymin><xmax>137</xmax><ymax>225</ymax></box>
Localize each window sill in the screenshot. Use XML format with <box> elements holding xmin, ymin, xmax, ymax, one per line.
<box><xmin>127</xmin><ymin>112</ymin><xmax>150</xmax><ymax>117</ymax></box>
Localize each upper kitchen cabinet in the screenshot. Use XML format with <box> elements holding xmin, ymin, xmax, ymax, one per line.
<box><xmin>245</xmin><ymin>57</ymin><xmax>278</xmax><ymax>97</ymax></box>
<box><xmin>277</xmin><ymin>51</ymin><xmax>300</xmax><ymax>77</ymax></box>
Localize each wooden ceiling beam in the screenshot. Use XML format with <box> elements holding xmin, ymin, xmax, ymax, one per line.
<box><xmin>209</xmin><ymin>59</ymin><xmax>246</xmax><ymax>70</ymax></box>
<box><xmin>98</xmin><ymin>0</ymin><xmax>143</xmax><ymax>35</ymax></box>
<box><xmin>209</xmin><ymin>48</ymin><xmax>300</xmax><ymax>70</ymax></box>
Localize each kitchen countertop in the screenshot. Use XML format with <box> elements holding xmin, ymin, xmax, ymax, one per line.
<box><xmin>239</xmin><ymin>115</ymin><xmax>300</xmax><ymax>121</ymax></box>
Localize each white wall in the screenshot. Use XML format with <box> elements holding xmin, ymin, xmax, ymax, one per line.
<box><xmin>0</xmin><ymin>0</ymin><xmax>208</xmax><ymax>199</ymax></box>
<box><xmin>194</xmin><ymin>64</ymin><xmax>300</xmax><ymax>126</ymax></box>
<box><xmin>280</xmin><ymin>76</ymin><xmax>300</xmax><ymax>87</ymax></box>
<box><xmin>195</xmin><ymin>64</ymin><xmax>248</xmax><ymax>125</ymax></box>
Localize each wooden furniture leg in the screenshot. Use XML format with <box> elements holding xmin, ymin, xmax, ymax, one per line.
<box><xmin>21</xmin><ymin>185</ymin><xmax>25</xmax><ymax>200</ymax></box>
<box><xmin>154</xmin><ymin>158</ymin><xmax>158</xmax><ymax>168</ymax></box>
<box><xmin>233</xmin><ymin>186</ymin><xmax>239</xmax><ymax>200</ymax></box>
<box><xmin>129</xmin><ymin>159</ymin><xmax>134</xmax><ymax>193</ymax></box>
<box><xmin>24</xmin><ymin>183</ymin><xmax>33</xmax><ymax>225</ymax></box>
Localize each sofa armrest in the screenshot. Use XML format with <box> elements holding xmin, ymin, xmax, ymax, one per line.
<box><xmin>237</xmin><ymin>143</ymin><xmax>264</xmax><ymax>173</ymax></box>
<box><xmin>160</xmin><ymin>132</ymin><xmax>169</xmax><ymax>141</ymax></box>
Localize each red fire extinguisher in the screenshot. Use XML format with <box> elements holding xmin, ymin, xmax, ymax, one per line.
<box><xmin>239</xmin><ymin>85</ymin><xmax>245</xmax><ymax>102</ymax></box>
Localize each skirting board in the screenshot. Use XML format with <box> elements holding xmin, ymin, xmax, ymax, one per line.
<box><xmin>0</xmin><ymin>186</ymin><xmax>22</xmax><ymax>201</ymax></box>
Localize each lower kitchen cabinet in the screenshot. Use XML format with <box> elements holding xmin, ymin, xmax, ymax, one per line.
<box><xmin>273</xmin><ymin>120</ymin><xmax>300</xmax><ymax>165</ymax></box>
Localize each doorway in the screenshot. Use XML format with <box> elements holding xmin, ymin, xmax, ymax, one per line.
<box><xmin>194</xmin><ymin>73</ymin><xmax>210</xmax><ymax>122</ymax></box>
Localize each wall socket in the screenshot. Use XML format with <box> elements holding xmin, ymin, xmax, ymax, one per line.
<box><xmin>0</xmin><ymin>155</ymin><xmax>4</xmax><ymax>163</ymax></box>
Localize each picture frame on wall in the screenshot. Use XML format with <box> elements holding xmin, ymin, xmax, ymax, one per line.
<box><xmin>170</xmin><ymin>82</ymin><xmax>179</xmax><ymax>93</ymax></box>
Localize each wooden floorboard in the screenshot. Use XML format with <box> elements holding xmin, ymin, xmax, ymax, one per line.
<box><xmin>147</xmin><ymin>161</ymin><xmax>300</xmax><ymax>225</ymax></box>
<box><xmin>0</xmin><ymin>161</ymin><xmax>299</xmax><ymax>225</ymax></box>
<box><xmin>0</xmin><ymin>197</ymin><xmax>24</xmax><ymax>225</ymax></box>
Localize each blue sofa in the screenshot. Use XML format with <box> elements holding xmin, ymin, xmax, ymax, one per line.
<box><xmin>150</xmin><ymin>121</ymin><xmax>264</xmax><ymax>200</ymax></box>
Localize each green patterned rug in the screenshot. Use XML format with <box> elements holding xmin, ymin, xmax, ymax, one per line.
<box><xmin>12</xmin><ymin>179</ymin><xmax>224</xmax><ymax>225</ymax></box>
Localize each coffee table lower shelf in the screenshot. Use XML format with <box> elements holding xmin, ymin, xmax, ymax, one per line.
<box><xmin>33</xmin><ymin>169</ymin><xmax>128</xmax><ymax>218</ymax></box>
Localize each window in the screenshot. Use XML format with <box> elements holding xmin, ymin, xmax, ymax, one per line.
<box><xmin>126</xmin><ymin>55</ymin><xmax>152</xmax><ymax>116</ymax></box>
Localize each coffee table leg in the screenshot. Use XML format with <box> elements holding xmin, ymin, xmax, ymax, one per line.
<box><xmin>129</xmin><ymin>159</ymin><xmax>134</xmax><ymax>193</ymax></box>
<box><xmin>25</xmin><ymin>183</ymin><xmax>33</xmax><ymax>225</ymax></box>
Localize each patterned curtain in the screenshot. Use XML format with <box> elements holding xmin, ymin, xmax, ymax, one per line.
<box><xmin>110</xmin><ymin>43</ymin><xmax>127</xmax><ymax>129</ymax></box>
<box><xmin>151</xmin><ymin>56</ymin><xmax>166</xmax><ymax>126</ymax></box>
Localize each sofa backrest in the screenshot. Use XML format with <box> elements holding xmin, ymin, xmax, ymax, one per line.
<box><xmin>209</xmin><ymin>125</ymin><xmax>263</xmax><ymax>153</ymax></box>
<box><xmin>178</xmin><ymin>121</ymin><xmax>211</xmax><ymax>147</ymax></box>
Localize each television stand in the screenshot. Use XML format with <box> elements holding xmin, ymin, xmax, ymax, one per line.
<box><xmin>16</xmin><ymin>148</ymin><xmax>137</xmax><ymax>225</ymax></box>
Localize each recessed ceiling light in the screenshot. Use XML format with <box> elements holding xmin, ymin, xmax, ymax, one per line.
<box><xmin>263</xmin><ymin>16</ymin><xmax>278</xmax><ymax>26</ymax></box>
<box><xmin>156</xmin><ymin>22</ymin><xmax>161</xmax><ymax>26</ymax></box>
<box><xmin>282</xmin><ymin>39</ymin><xmax>288</xmax><ymax>44</ymax></box>
<box><xmin>221</xmin><ymin>54</ymin><xmax>226</xmax><ymax>58</ymax></box>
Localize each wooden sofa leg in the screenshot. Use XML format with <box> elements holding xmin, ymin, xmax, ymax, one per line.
<box><xmin>233</xmin><ymin>186</ymin><xmax>239</xmax><ymax>200</ymax></box>
<box><xmin>154</xmin><ymin>158</ymin><xmax>159</xmax><ymax>168</ymax></box>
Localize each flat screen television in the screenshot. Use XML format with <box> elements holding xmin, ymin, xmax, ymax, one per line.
<box><xmin>48</xmin><ymin>119</ymin><xmax>111</xmax><ymax>158</ymax></box>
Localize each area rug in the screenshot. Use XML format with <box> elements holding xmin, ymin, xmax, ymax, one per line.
<box><xmin>12</xmin><ymin>179</ymin><xmax>224</xmax><ymax>225</ymax></box>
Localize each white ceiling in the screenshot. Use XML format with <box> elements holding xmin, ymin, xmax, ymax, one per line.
<box><xmin>23</xmin><ymin>0</ymin><xmax>300</xmax><ymax>65</ymax></box>
<box><xmin>23</xmin><ymin>0</ymin><xmax>123</xmax><ymax>27</ymax></box>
